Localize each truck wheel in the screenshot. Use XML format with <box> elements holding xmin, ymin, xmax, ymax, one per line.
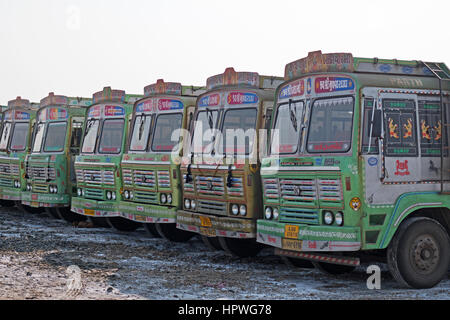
<box><xmin>106</xmin><ymin>217</ymin><xmax>140</xmax><ymax>232</ymax></box>
<box><xmin>87</xmin><ymin>217</ymin><xmax>111</xmax><ymax>228</ymax></box>
<box><xmin>15</xmin><ymin>202</ymin><xmax>44</xmax><ymax>214</ymax></box>
<box><xmin>218</xmin><ymin>237</ymin><xmax>263</xmax><ymax>258</ymax></box>
<box><xmin>143</xmin><ymin>223</ymin><xmax>161</xmax><ymax>238</ymax></box>
<box><xmin>281</xmin><ymin>256</ymin><xmax>314</xmax><ymax>269</ymax></box>
<box><xmin>312</xmin><ymin>261</ymin><xmax>356</xmax><ymax>275</ymax></box>
<box><xmin>201</xmin><ymin>236</ymin><xmax>223</xmax><ymax>251</ymax></box>
<box><xmin>56</xmin><ymin>207</ymin><xmax>87</xmax><ymax>223</ymax></box>
<box><xmin>0</xmin><ymin>200</ymin><xmax>15</xmax><ymax>207</ymax></box>
<box><xmin>387</xmin><ymin>217</ymin><xmax>450</xmax><ymax>289</ymax></box>
<box><xmin>156</xmin><ymin>223</ymin><xmax>195</xmax><ymax>242</ymax></box>
<box><xmin>45</xmin><ymin>208</ymin><xmax>61</xmax><ymax>219</ymax></box>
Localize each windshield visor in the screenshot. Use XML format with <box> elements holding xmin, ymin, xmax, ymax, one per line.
<box><xmin>32</xmin><ymin>123</ymin><xmax>45</xmax><ymax>153</ymax></box>
<box><xmin>43</xmin><ymin>122</ymin><xmax>67</xmax><ymax>152</ymax></box>
<box><xmin>10</xmin><ymin>122</ymin><xmax>29</xmax><ymax>151</ymax></box>
<box><xmin>192</xmin><ymin>110</ymin><xmax>219</xmax><ymax>154</ymax></box>
<box><xmin>307</xmin><ymin>96</ymin><xmax>354</xmax><ymax>153</ymax></box>
<box><xmin>218</xmin><ymin>108</ymin><xmax>257</xmax><ymax>156</ymax></box>
<box><xmin>81</xmin><ymin>119</ymin><xmax>100</xmax><ymax>153</ymax></box>
<box><xmin>151</xmin><ymin>113</ymin><xmax>183</xmax><ymax>152</ymax></box>
<box><xmin>271</xmin><ymin>101</ymin><xmax>304</xmax><ymax>155</ymax></box>
<box><xmin>129</xmin><ymin>115</ymin><xmax>152</xmax><ymax>152</ymax></box>
<box><xmin>0</xmin><ymin>122</ymin><xmax>12</xmax><ymax>151</ymax></box>
<box><xmin>99</xmin><ymin>119</ymin><xmax>124</xmax><ymax>154</ymax></box>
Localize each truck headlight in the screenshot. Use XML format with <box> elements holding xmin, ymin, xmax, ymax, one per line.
<box><xmin>273</xmin><ymin>208</ymin><xmax>279</xmax><ymax>220</ymax></box>
<box><xmin>335</xmin><ymin>212</ymin><xmax>344</xmax><ymax>226</ymax></box>
<box><xmin>106</xmin><ymin>191</ymin><xmax>112</xmax><ymax>200</ymax></box>
<box><xmin>239</xmin><ymin>205</ymin><xmax>247</xmax><ymax>216</ymax></box>
<box><xmin>77</xmin><ymin>188</ymin><xmax>82</xmax><ymax>196</ymax></box>
<box><xmin>323</xmin><ymin>211</ymin><xmax>334</xmax><ymax>225</ymax></box>
<box><xmin>184</xmin><ymin>198</ymin><xmax>191</xmax><ymax>209</ymax></box>
<box><xmin>265</xmin><ymin>207</ymin><xmax>273</xmax><ymax>220</ymax></box>
<box><xmin>124</xmin><ymin>190</ymin><xmax>130</xmax><ymax>199</ymax></box>
<box><xmin>231</xmin><ymin>204</ymin><xmax>239</xmax><ymax>215</ymax></box>
<box><xmin>167</xmin><ymin>194</ymin><xmax>172</xmax><ymax>204</ymax></box>
<box><xmin>112</xmin><ymin>192</ymin><xmax>116</xmax><ymax>200</ymax></box>
<box><xmin>161</xmin><ymin>193</ymin><xmax>167</xmax><ymax>204</ymax></box>
<box><xmin>190</xmin><ymin>199</ymin><xmax>196</xmax><ymax>210</ymax></box>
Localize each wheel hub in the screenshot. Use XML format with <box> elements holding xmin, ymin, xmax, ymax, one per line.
<box><xmin>411</xmin><ymin>235</ymin><xmax>439</xmax><ymax>273</ymax></box>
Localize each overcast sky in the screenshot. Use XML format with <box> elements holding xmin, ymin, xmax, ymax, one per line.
<box><xmin>0</xmin><ymin>0</ymin><xmax>448</xmax><ymax>105</ymax></box>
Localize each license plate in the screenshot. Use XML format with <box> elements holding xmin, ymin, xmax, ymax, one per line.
<box><xmin>200</xmin><ymin>216</ymin><xmax>212</xmax><ymax>227</ymax></box>
<box><xmin>199</xmin><ymin>227</ymin><xmax>216</xmax><ymax>237</ymax></box>
<box><xmin>84</xmin><ymin>209</ymin><xmax>95</xmax><ymax>216</ymax></box>
<box><xmin>282</xmin><ymin>239</ymin><xmax>303</xmax><ymax>251</ymax></box>
<box><xmin>284</xmin><ymin>225</ymin><xmax>299</xmax><ymax>239</ymax></box>
<box><xmin>30</xmin><ymin>202</ymin><xmax>39</xmax><ymax>208</ymax></box>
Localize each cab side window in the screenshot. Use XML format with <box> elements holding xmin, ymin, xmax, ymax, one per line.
<box><xmin>383</xmin><ymin>99</ymin><xmax>418</xmax><ymax>157</ymax></box>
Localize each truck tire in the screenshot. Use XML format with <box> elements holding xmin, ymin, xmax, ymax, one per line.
<box><xmin>312</xmin><ymin>261</ymin><xmax>356</xmax><ymax>275</ymax></box>
<box><xmin>143</xmin><ymin>223</ymin><xmax>161</xmax><ymax>238</ymax></box>
<box><xmin>201</xmin><ymin>236</ymin><xmax>223</xmax><ymax>251</ymax></box>
<box><xmin>0</xmin><ymin>200</ymin><xmax>15</xmax><ymax>207</ymax></box>
<box><xmin>106</xmin><ymin>217</ymin><xmax>140</xmax><ymax>232</ymax></box>
<box><xmin>387</xmin><ymin>217</ymin><xmax>450</xmax><ymax>289</ymax></box>
<box><xmin>87</xmin><ymin>217</ymin><xmax>111</xmax><ymax>228</ymax></box>
<box><xmin>56</xmin><ymin>207</ymin><xmax>87</xmax><ymax>223</ymax></box>
<box><xmin>218</xmin><ymin>237</ymin><xmax>263</xmax><ymax>258</ymax></box>
<box><xmin>155</xmin><ymin>223</ymin><xmax>194</xmax><ymax>242</ymax></box>
<box><xmin>281</xmin><ymin>256</ymin><xmax>314</xmax><ymax>269</ymax></box>
<box><xmin>45</xmin><ymin>208</ymin><xmax>61</xmax><ymax>219</ymax></box>
<box><xmin>15</xmin><ymin>202</ymin><xmax>44</xmax><ymax>214</ymax></box>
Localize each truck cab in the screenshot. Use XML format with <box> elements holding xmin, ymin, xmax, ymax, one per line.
<box><xmin>21</xmin><ymin>93</ymin><xmax>92</xmax><ymax>221</ymax></box>
<box><xmin>0</xmin><ymin>97</ymin><xmax>38</xmax><ymax>209</ymax></box>
<box><xmin>177</xmin><ymin>68</ymin><xmax>283</xmax><ymax>257</ymax></box>
<box><xmin>119</xmin><ymin>79</ymin><xmax>205</xmax><ymax>240</ymax></box>
<box><xmin>70</xmin><ymin>87</ymin><xmax>142</xmax><ymax>227</ymax></box>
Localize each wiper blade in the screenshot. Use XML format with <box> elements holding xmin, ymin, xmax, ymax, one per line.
<box><xmin>138</xmin><ymin>115</ymin><xmax>147</xmax><ymax>140</ymax></box>
<box><xmin>289</xmin><ymin>99</ymin><xmax>298</xmax><ymax>132</ymax></box>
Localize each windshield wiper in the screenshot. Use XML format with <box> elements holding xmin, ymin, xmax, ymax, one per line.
<box><xmin>289</xmin><ymin>99</ymin><xmax>298</xmax><ymax>132</ymax></box>
<box><xmin>138</xmin><ymin>115</ymin><xmax>147</xmax><ymax>140</ymax></box>
<box><xmin>206</xmin><ymin>108</ymin><xmax>216</xmax><ymax>156</ymax></box>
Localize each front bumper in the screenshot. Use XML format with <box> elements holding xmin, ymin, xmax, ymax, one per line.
<box><xmin>118</xmin><ymin>201</ymin><xmax>177</xmax><ymax>224</ymax></box>
<box><xmin>176</xmin><ymin>210</ymin><xmax>256</xmax><ymax>239</ymax></box>
<box><xmin>0</xmin><ymin>187</ymin><xmax>21</xmax><ymax>201</ymax></box>
<box><xmin>21</xmin><ymin>192</ymin><xmax>70</xmax><ymax>208</ymax></box>
<box><xmin>71</xmin><ymin>197</ymin><xmax>120</xmax><ymax>217</ymax></box>
<box><xmin>257</xmin><ymin>220</ymin><xmax>361</xmax><ymax>252</ymax></box>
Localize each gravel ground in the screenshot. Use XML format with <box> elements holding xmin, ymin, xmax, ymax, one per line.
<box><xmin>0</xmin><ymin>206</ymin><xmax>448</xmax><ymax>300</ymax></box>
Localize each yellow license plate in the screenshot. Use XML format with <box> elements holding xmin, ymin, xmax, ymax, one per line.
<box><xmin>84</xmin><ymin>209</ymin><xmax>95</xmax><ymax>216</ymax></box>
<box><xmin>30</xmin><ymin>202</ymin><xmax>39</xmax><ymax>208</ymax></box>
<box><xmin>282</xmin><ymin>239</ymin><xmax>303</xmax><ymax>251</ymax></box>
<box><xmin>200</xmin><ymin>216</ymin><xmax>212</xmax><ymax>227</ymax></box>
<box><xmin>199</xmin><ymin>227</ymin><xmax>216</xmax><ymax>237</ymax></box>
<box><xmin>284</xmin><ymin>225</ymin><xmax>300</xmax><ymax>239</ymax></box>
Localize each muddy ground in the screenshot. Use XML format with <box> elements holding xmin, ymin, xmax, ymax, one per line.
<box><xmin>0</xmin><ymin>206</ymin><xmax>448</xmax><ymax>300</ymax></box>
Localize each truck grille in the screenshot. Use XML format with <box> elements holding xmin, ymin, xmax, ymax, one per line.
<box><xmin>0</xmin><ymin>163</ymin><xmax>19</xmax><ymax>176</ymax></box>
<box><xmin>122</xmin><ymin>169</ymin><xmax>156</xmax><ymax>189</ymax></box>
<box><xmin>27</xmin><ymin>166</ymin><xmax>56</xmax><ymax>182</ymax></box>
<box><xmin>195</xmin><ymin>176</ymin><xmax>225</xmax><ymax>197</ymax></box>
<box><xmin>157</xmin><ymin>171</ymin><xmax>171</xmax><ymax>189</ymax></box>
<box><xmin>76</xmin><ymin>168</ymin><xmax>115</xmax><ymax>185</ymax></box>
<box><xmin>279</xmin><ymin>207</ymin><xmax>320</xmax><ymax>225</ymax></box>
<box><xmin>197</xmin><ymin>200</ymin><xmax>227</xmax><ymax>215</ymax></box>
<box><xmin>227</xmin><ymin>176</ymin><xmax>244</xmax><ymax>197</ymax></box>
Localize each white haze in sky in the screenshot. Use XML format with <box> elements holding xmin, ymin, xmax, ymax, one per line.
<box><xmin>0</xmin><ymin>0</ymin><xmax>448</xmax><ymax>104</ymax></box>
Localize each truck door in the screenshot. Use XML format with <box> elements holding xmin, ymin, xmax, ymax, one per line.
<box><xmin>418</xmin><ymin>96</ymin><xmax>450</xmax><ymax>181</ymax></box>
<box><xmin>380</xmin><ymin>92</ymin><xmax>420</xmax><ymax>183</ymax></box>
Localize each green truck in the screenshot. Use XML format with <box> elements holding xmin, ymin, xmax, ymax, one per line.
<box><xmin>0</xmin><ymin>97</ymin><xmax>38</xmax><ymax>210</ymax></box>
<box><xmin>21</xmin><ymin>93</ymin><xmax>92</xmax><ymax>221</ymax></box>
<box><xmin>70</xmin><ymin>87</ymin><xmax>142</xmax><ymax>228</ymax></box>
<box><xmin>176</xmin><ymin>68</ymin><xmax>283</xmax><ymax>257</ymax></box>
<box><xmin>119</xmin><ymin>79</ymin><xmax>205</xmax><ymax>240</ymax></box>
<box><xmin>256</xmin><ymin>50</ymin><xmax>450</xmax><ymax>288</ymax></box>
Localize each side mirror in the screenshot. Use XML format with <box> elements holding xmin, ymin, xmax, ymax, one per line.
<box><xmin>371</xmin><ymin>110</ymin><xmax>382</xmax><ymax>138</ymax></box>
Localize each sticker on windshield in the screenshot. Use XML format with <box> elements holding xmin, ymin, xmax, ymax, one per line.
<box><xmin>227</xmin><ymin>92</ymin><xmax>259</xmax><ymax>105</ymax></box>
<box><xmin>279</xmin><ymin>80</ymin><xmax>305</xmax><ymax>99</ymax></box>
<box><xmin>315</xmin><ymin>76</ymin><xmax>355</xmax><ymax>94</ymax></box>
<box><xmin>199</xmin><ymin>94</ymin><xmax>220</xmax><ymax>107</ymax></box>
<box><xmin>105</xmin><ymin>105</ymin><xmax>125</xmax><ymax>117</ymax></box>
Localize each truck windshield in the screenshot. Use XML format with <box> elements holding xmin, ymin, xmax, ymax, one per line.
<box><xmin>129</xmin><ymin>114</ymin><xmax>152</xmax><ymax>151</ymax></box>
<box><xmin>192</xmin><ymin>110</ymin><xmax>219</xmax><ymax>154</ymax></box>
<box><xmin>218</xmin><ymin>108</ymin><xmax>257</xmax><ymax>156</ymax></box>
<box><xmin>43</xmin><ymin>122</ymin><xmax>67</xmax><ymax>152</ymax></box>
<box><xmin>151</xmin><ymin>113</ymin><xmax>183</xmax><ymax>152</ymax></box>
<box><xmin>0</xmin><ymin>122</ymin><xmax>12</xmax><ymax>151</ymax></box>
<box><xmin>306</xmin><ymin>96</ymin><xmax>354</xmax><ymax>153</ymax></box>
<box><xmin>271</xmin><ymin>101</ymin><xmax>304</xmax><ymax>155</ymax></box>
<box><xmin>81</xmin><ymin>119</ymin><xmax>100</xmax><ymax>153</ymax></box>
<box><xmin>98</xmin><ymin>119</ymin><xmax>124</xmax><ymax>154</ymax></box>
<box><xmin>10</xmin><ymin>122</ymin><xmax>29</xmax><ymax>151</ymax></box>
<box><xmin>32</xmin><ymin>123</ymin><xmax>45</xmax><ymax>153</ymax></box>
